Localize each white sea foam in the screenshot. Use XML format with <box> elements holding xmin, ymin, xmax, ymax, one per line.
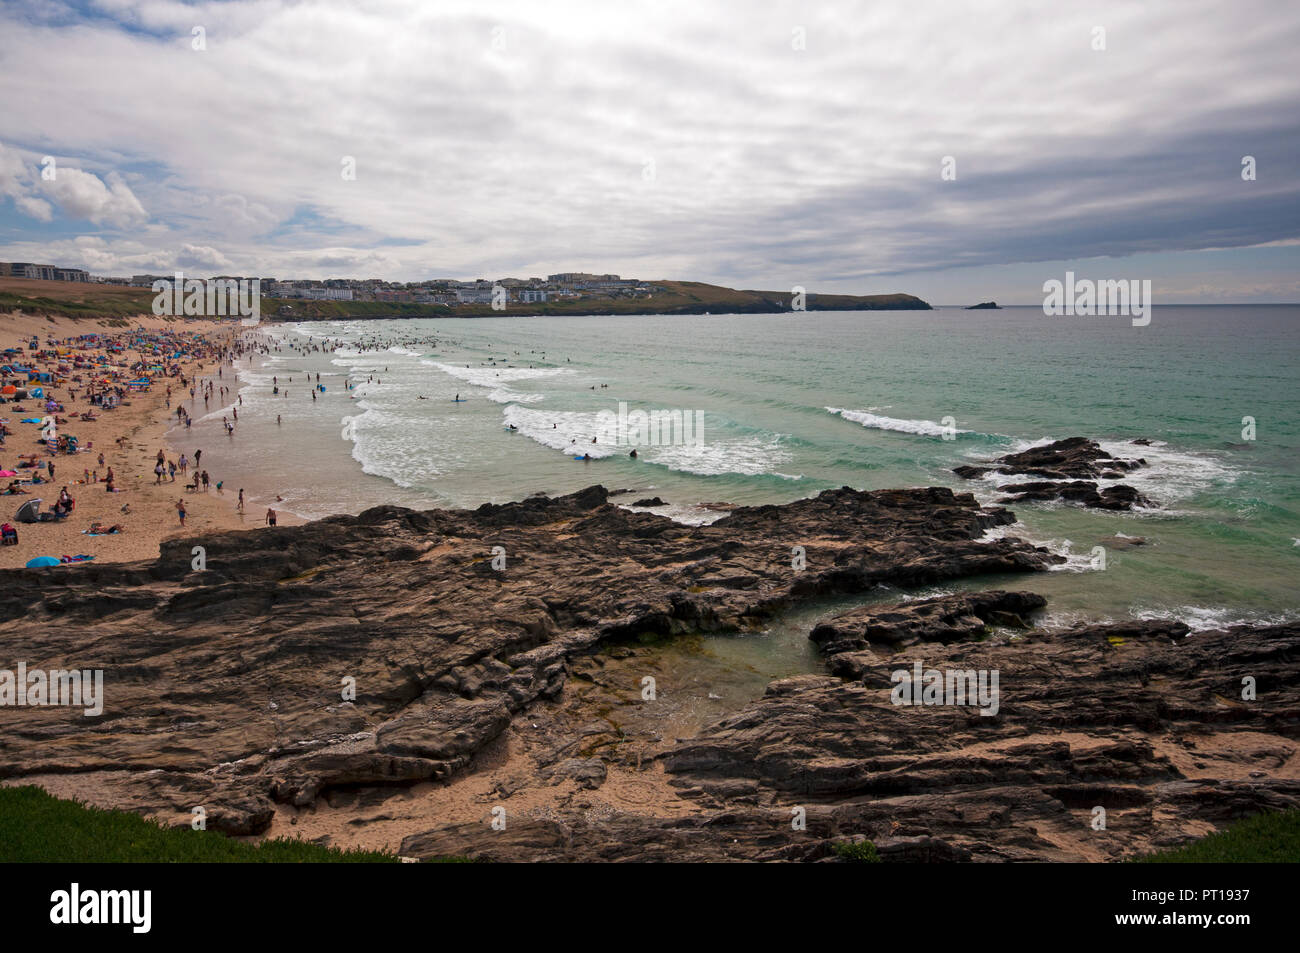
<box><xmin>502</xmin><ymin>405</ymin><xmax>620</xmax><ymax>458</ymax></box>
<box><xmin>646</xmin><ymin>435</ymin><xmax>794</xmax><ymax>477</ymax></box>
<box><xmin>501</xmin><ymin>404</ymin><xmax>794</xmax><ymax>476</ymax></box>
<box><xmin>615</xmin><ymin>500</ymin><xmax>731</xmax><ymax>526</ymax></box>
<box><xmin>341</xmin><ymin>404</ymin><xmax>449</xmax><ymax>486</ymax></box>
<box><xmin>978</xmin><ymin>522</ymin><xmax>1099</xmax><ymax>571</ymax></box>
<box><xmin>827</xmin><ymin>406</ymin><xmax>973</xmax><ymax>437</ymax></box>
<box><xmin>1130</xmin><ymin>605</ymin><xmax>1300</xmax><ymax>631</ymax></box>
<box><xmin>960</xmin><ymin>435</ymin><xmax>1238</xmax><ymax>509</ymax></box>
<box><xmin>428</xmin><ymin>362</ymin><xmax>573</xmax><ymax>387</ymax></box>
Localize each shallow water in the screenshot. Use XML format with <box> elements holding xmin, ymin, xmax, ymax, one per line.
<box><xmin>169</xmin><ymin>306</ymin><xmax>1300</xmax><ymax>692</ymax></box>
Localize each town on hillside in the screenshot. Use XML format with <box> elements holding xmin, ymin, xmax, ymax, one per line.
<box><xmin>0</xmin><ymin>262</ymin><xmax>659</xmax><ymax>308</ymax></box>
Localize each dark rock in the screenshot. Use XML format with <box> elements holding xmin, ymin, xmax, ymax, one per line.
<box><xmin>995</xmin><ymin>480</ymin><xmax>1152</xmax><ymax>511</ymax></box>
<box><xmin>0</xmin><ymin>484</ymin><xmax>1058</xmax><ymax>835</ymax></box>
<box><xmin>810</xmin><ymin>590</ymin><xmax>1046</xmax><ymax>656</ymax></box>
<box><xmin>955</xmin><ymin>437</ymin><xmax>1147</xmax><ymax>485</ymax></box>
<box><xmin>1100</xmin><ymin>535</ymin><xmax>1147</xmax><ymax>550</ymax></box>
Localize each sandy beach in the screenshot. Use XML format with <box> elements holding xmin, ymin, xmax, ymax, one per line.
<box><xmin>0</xmin><ymin>310</ymin><xmax>300</xmax><ymax>570</ymax></box>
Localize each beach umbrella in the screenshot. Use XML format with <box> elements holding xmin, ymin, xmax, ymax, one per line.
<box><xmin>25</xmin><ymin>556</ymin><xmax>61</xmax><ymax>568</ymax></box>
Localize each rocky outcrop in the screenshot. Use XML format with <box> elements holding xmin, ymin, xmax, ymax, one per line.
<box><xmin>654</xmin><ymin>616</ymin><xmax>1300</xmax><ymax>862</ymax></box>
<box><xmin>0</xmin><ymin>484</ymin><xmax>1057</xmax><ymax>838</ymax></box>
<box><xmin>809</xmin><ymin>590</ymin><xmax>1045</xmax><ymax>679</ymax></box>
<box><xmin>953</xmin><ymin>437</ymin><xmax>1151</xmax><ymax>510</ymax></box>
<box><xmin>4</xmin><ymin>484</ymin><xmax>1291</xmax><ymax>862</ymax></box>
<box><xmin>390</xmin><ymin>611</ymin><xmax>1300</xmax><ymax>862</ymax></box>
<box><xmin>995</xmin><ymin>480</ymin><xmax>1150</xmax><ymax>510</ymax></box>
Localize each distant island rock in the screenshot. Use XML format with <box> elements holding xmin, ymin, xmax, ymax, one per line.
<box><xmin>965</xmin><ymin>301</ymin><xmax>1001</xmax><ymax>309</ymax></box>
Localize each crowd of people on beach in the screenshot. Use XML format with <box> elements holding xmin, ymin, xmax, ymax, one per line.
<box><xmin>0</xmin><ymin>322</ymin><xmax>292</xmax><ymax>559</ymax></box>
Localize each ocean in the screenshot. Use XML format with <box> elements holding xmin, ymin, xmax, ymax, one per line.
<box><xmin>168</xmin><ymin>305</ymin><xmax>1300</xmax><ymax>690</ymax></box>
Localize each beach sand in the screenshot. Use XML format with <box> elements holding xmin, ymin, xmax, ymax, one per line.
<box><xmin>0</xmin><ymin>310</ymin><xmax>300</xmax><ymax>570</ymax></box>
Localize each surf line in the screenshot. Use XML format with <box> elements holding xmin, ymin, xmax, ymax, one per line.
<box><xmin>594</xmin><ymin>401</ymin><xmax>706</xmax><ymax>447</ymax></box>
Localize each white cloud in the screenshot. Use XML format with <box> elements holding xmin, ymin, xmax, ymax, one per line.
<box><xmin>0</xmin><ymin>143</ymin><xmax>53</xmax><ymax>222</ymax></box>
<box><xmin>39</xmin><ymin>166</ymin><xmax>148</xmax><ymax>227</ymax></box>
<box><xmin>0</xmin><ymin>0</ymin><xmax>1295</xmax><ymax>291</ymax></box>
<box><xmin>176</xmin><ymin>242</ymin><xmax>232</xmax><ymax>268</ymax></box>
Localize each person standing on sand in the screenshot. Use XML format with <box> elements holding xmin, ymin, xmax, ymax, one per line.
<box><xmin>176</xmin><ymin>499</ymin><xmax>186</xmax><ymax>526</ymax></box>
<box><xmin>237</xmin><ymin>488</ymin><xmax>245</xmax><ymax>514</ymax></box>
<box><xmin>201</xmin><ymin>470</ymin><xmax>210</xmax><ymax>492</ymax></box>
<box><xmin>265</xmin><ymin>507</ymin><xmax>277</xmax><ymax>526</ymax></box>
<box><xmin>194</xmin><ymin>449</ymin><xmax>201</xmax><ymax>468</ymax></box>
<box><xmin>179</xmin><ymin>454</ymin><xmax>187</xmax><ymax>475</ymax></box>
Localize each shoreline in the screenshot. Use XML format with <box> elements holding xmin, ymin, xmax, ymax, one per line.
<box><xmin>0</xmin><ymin>311</ymin><xmax>301</xmax><ymax>570</ymax></box>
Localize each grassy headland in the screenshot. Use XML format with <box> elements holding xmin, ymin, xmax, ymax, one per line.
<box><xmin>2</xmin><ymin>276</ymin><xmax>930</xmax><ymax>322</ymax></box>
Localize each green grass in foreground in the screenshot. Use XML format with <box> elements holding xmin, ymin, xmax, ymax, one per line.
<box><xmin>833</xmin><ymin>840</ymin><xmax>882</xmax><ymax>863</ymax></box>
<box><xmin>1133</xmin><ymin>809</ymin><xmax>1300</xmax><ymax>863</ymax></box>
<box><xmin>0</xmin><ymin>785</ymin><xmax>408</xmax><ymax>863</ymax></box>
<box><xmin>7</xmin><ymin>783</ymin><xmax>1294</xmax><ymax>863</ymax></box>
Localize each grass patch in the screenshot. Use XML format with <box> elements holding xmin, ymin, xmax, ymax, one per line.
<box><xmin>0</xmin><ymin>785</ymin><xmax>402</xmax><ymax>863</ymax></box>
<box><xmin>1133</xmin><ymin>809</ymin><xmax>1300</xmax><ymax>863</ymax></box>
<box><xmin>833</xmin><ymin>839</ymin><xmax>882</xmax><ymax>863</ymax></box>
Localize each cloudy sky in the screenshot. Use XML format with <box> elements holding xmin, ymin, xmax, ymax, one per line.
<box><xmin>1</xmin><ymin>0</ymin><xmax>1297</xmax><ymax>302</ymax></box>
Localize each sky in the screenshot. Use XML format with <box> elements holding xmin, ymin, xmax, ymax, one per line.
<box><xmin>0</xmin><ymin>0</ymin><xmax>1297</xmax><ymax>303</ymax></box>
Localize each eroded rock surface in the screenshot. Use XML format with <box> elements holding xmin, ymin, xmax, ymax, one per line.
<box><xmin>653</xmin><ymin>616</ymin><xmax>1300</xmax><ymax>862</ymax></box>
<box><xmin>953</xmin><ymin>437</ymin><xmax>1151</xmax><ymax>510</ymax></box>
<box><xmin>3</xmin><ymin>485</ymin><xmax>1291</xmax><ymax>862</ymax></box>
<box><xmin>0</xmin><ymin>484</ymin><xmax>1055</xmax><ymax>838</ymax></box>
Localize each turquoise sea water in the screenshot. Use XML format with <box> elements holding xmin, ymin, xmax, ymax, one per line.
<box><xmin>172</xmin><ymin>305</ymin><xmax>1299</xmax><ymax>683</ymax></box>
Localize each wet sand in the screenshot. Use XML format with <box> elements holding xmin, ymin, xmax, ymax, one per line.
<box><xmin>0</xmin><ymin>311</ymin><xmax>301</xmax><ymax>570</ymax></box>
